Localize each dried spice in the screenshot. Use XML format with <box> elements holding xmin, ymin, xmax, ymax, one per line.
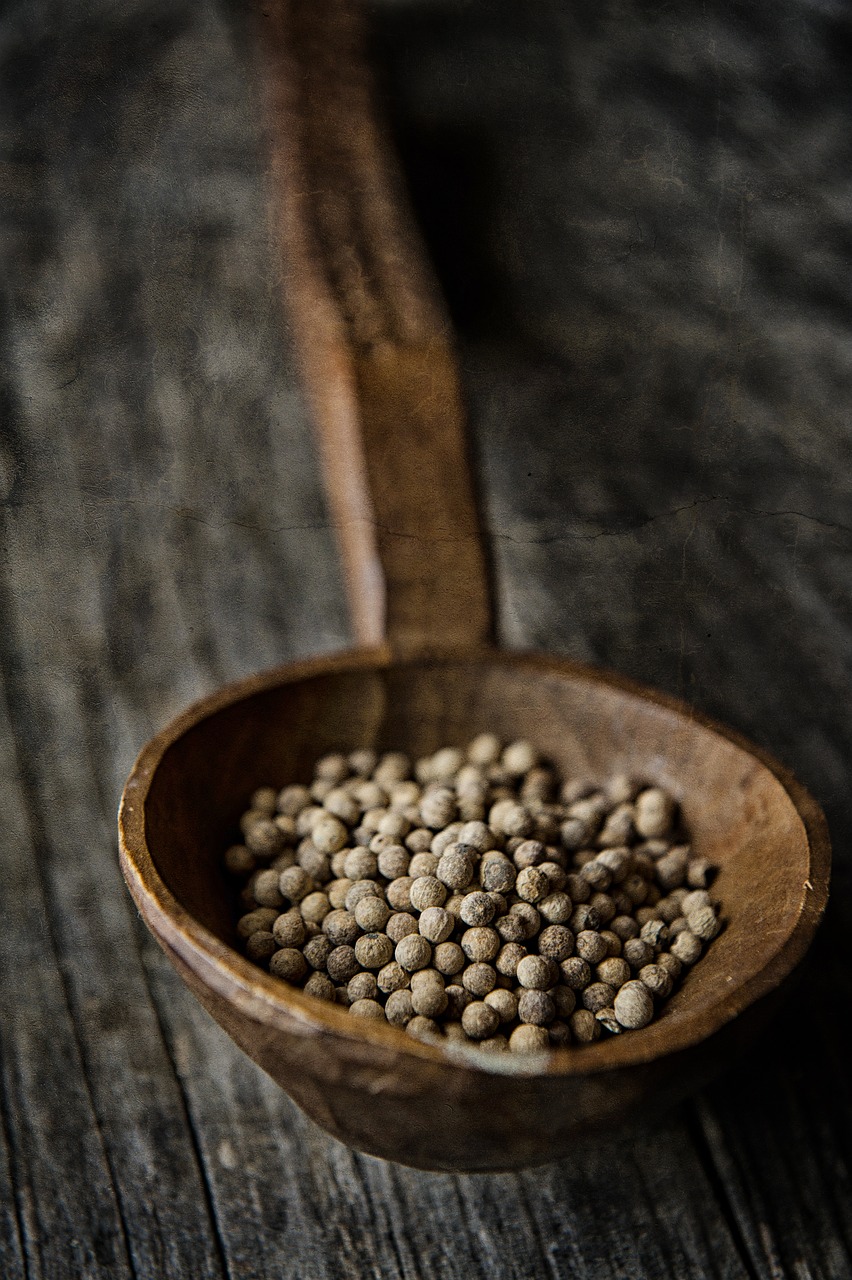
<box><xmin>228</xmin><ymin>739</ymin><xmax>722</xmax><ymax>1053</ymax></box>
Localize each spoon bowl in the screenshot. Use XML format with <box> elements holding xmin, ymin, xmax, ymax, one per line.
<box><xmin>118</xmin><ymin>644</ymin><xmax>829</xmax><ymax>1171</ymax></box>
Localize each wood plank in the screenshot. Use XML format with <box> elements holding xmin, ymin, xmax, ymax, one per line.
<box><xmin>0</xmin><ymin>1037</ymin><xmax>27</xmax><ymax>1280</ymax></box>
<box><xmin>0</xmin><ymin>669</ymin><xmax>134</xmax><ymax>1280</ymax></box>
<box><xmin>2</xmin><ymin>0</ymin><xmax>852</xmax><ymax>1274</ymax></box>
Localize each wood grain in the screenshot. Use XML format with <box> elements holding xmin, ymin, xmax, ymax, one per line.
<box><xmin>258</xmin><ymin>0</ymin><xmax>492</xmax><ymax>654</ymax></box>
<box><xmin>2</xmin><ymin>0</ymin><xmax>851</xmax><ymax>1272</ymax></box>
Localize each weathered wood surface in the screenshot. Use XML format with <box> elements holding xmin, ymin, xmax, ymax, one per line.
<box><xmin>1</xmin><ymin>0</ymin><xmax>851</xmax><ymax>1276</ymax></box>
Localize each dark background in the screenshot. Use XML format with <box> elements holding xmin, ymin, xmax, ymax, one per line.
<box><xmin>1</xmin><ymin>0</ymin><xmax>851</xmax><ymax>1275</ymax></box>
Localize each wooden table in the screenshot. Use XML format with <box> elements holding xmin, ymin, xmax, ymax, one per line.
<box><xmin>2</xmin><ymin>1</ymin><xmax>850</xmax><ymax>1275</ymax></box>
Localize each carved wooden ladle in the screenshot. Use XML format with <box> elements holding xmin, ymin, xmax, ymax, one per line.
<box><xmin>118</xmin><ymin>0</ymin><xmax>830</xmax><ymax>1172</ymax></box>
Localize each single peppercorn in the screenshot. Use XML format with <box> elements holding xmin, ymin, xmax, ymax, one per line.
<box><xmin>461</xmin><ymin>1002</ymin><xmax>500</xmax><ymax>1040</ymax></box>
<box><xmin>395</xmin><ymin>934</ymin><xmax>433</xmax><ymax>972</ymax></box>
<box><xmin>270</xmin><ymin>948</ymin><xmax>308</xmax><ymax>983</ymax></box>
<box><xmin>326</xmin><ymin>945</ymin><xmax>360</xmax><ymax>983</ymax></box>
<box><xmin>517</xmin><ymin>989</ymin><xmax>556</xmax><ymax>1026</ymax></box>
<box><xmin>614</xmin><ymin>981</ymin><xmax>655</xmax><ymax>1029</ymax></box>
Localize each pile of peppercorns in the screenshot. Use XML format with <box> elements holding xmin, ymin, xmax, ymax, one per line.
<box><xmin>227</xmin><ymin>737</ymin><xmax>721</xmax><ymax>1054</ymax></box>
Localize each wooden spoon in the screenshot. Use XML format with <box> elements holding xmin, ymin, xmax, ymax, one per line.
<box><xmin>117</xmin><ymin>0</ymin><xmax>830</xmax><ymax>1172</ymax></box>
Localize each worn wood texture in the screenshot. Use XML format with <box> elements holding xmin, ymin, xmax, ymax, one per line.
<box><xmin>259</xmin><ymin>0</ymin><xmax>491</xmax><ymax>653</ymax></box>
<box><xmin>1</xmin><ymin>0</ymin><xmax>851</xmax><ymax>1273</ymax></box>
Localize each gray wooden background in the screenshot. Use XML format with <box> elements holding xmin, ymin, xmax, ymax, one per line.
<box><xmin>2</xmin><ymin>0</ymin><xmax>851</xmax><ymax>1275</ymax></box>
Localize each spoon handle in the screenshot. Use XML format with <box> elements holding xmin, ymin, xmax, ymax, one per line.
<box><xmin>257</xmin><ymin>0</ymin><xmax>493</xmax><ymax>655</ymax></box>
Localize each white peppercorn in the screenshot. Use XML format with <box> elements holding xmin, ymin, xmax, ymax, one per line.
<box><xmin>517</xmin><ymin>989</ymin><xmax>555</xmax><ymax>1026</ymax></box>
<box><xmin>386</xmin><ymin>912</ymin><xmax>418</xmax><ymax>943</ymax></box>
<box><xmin>410</xmin><ymin>970</ymin><xmax>448</xmax><ymax>1017</ymax></box>
<box><xmin>509</xmin><ymin>1025</ymin><xmax>550</xmax><ymax>1053</ymax></box>
<box><xmin>623</xmin><ymin>937</ymin><xmax>654</xmax><ymax>969</ymax></box>
<box><xmin>509</xmin><ymin>902</ymin><xmax>542</xmax><ymax>938</ymax></box>
<box><xmin>377</xmin><ymin>960</ymin><xmax>409</xmax><ymax>994</ymax></box>
<box><xmin>582</xmin><ymin>982</ymin><xmax>616</xmax><ymax>1013</ymax></box>
<box><xmin>350</xmin><ymin>998</ymin><xmax>386</xmax><ymax>1020</ymax></box>
<box><xmin>238</xmin><ymin>907</ymin><xmax>279</xmax><ymax>938</ymax></box>
<box><xmin>303</xmin><ymin>934</ymin><xmax>331</xmax><ymax>970</ymax></box>
<box><xmin>377</xmin><ymin>845</ymin><xmax>409</xmax><ymax>879</ymax></box>
<box><xmin>462</xmin><ymin>962</ymin><xmax>497</xmax><ymax>997</ymax></box>
<box><xmin>304</xmin><ymin>972</ymin><xmax>336</xmax><ymax>1001</ymax></box>
<box><xmin>409</xmin><ymin>875</ymin><xmax>447</xmax><ymax>912</ymax></box>
<box><xmin>538</xmin><ymin>925</ymin><xmax>575</xmax><ymax>962</ymax></box>
<box><xmin>597</xmin><ymin>957</ymin><xmax>631</xmax><ymax>988</ymax></box>
<box><xmin>462</xmin><ymin>1001</ymin><xmax>500</xmax><ymax>1040</ymax></box>
<box><xmin>386</xmin><ymin>876</ymin><xmax>414</xmax><ymax>911</ymax></box>
<box><xmin>407</xmin><ymin>1015</ymin><xmax>440</xmax><ymax>1041</ymax></box>
<box><xmin>495</xmin><ymin>942</ymin><xmax>527</xmax><ymax>978</ymax></box>
<box><xmin>461</xmin><ymin>927</ymin><xmax>500</xmax><ymax>963</ymax></box>
<box><xmin>323</xmin><ymin>909</ymin><xmax>360</xmax><ymax>947</ymax></box>
<box><xmin>354</xmin><ymin>933</ymin><xmax>394</xmax><ymax>971</ymax></box>
<box><xmin>569</xmin><ymin>1009</ymin><xmax>601</xmax><ymax>1043</ymax></box>
<box><xmin>687</xmin><ymin>905</ymin><xmax>720</xmax><ymax>941</ymax></box>
<box><xmin>409</xmin><ymin>852</ymin><xmax>440</xmax><ymax>878</ymax></box>
<box><xmin>638</xmin><ymin>964</ymin><xmax>673</xmax><ymax>999</ymax></box>
<box><xmin>272</xmin><ymin>910</ymin><xmax>306</xmax><ymax>948</ymax></box>
<box><xmin>395</xmin><ymin>934</ymin><xmax>433</xmax><ymax>972</ymax></box>
<box><xmin>354</xmin><ymin>895</ymin><xmax>391</xmax><ymax>932</ymax></box>
<box><xmin>270</xmin><ymin>948</ymin><xmax>308</xmax><ymax>983</ymax></box>
<box><xmin>420</xmin><ymin>788</ymin><xmax>457</xmax><ymax>829</ymax></box>
<box><xmin>418</xmin><ymin>907</ymin><xmax>455</xmax><ymax>944</ymax></box>
<box><xmin>348</xmin><ymin>971</ymin><xmax>378</xmax><ymax>1003</ymax></box>
<box><xmin>484</xmin><ymin>987</ymin><xmax>518</xmax><ymax>1022</ymax></box>
<box><xmin>516</xmin><ymin>955</ymin><xmax>557</xmax><ymax>990</ymax></box>
<box><xmin>635</xmin><ymin>788</ymin><xmax>676</xmax><ymax>839</ymax></box>
<box><xmin>246</xmin><ymin>931</ymin><xmax>277</xmax><ymax>961</ymax></box>
<box><xmin>385</xmin><ymin>989</ymin><xmax>414</xmax><ymax>1025</ymax></box>
<box><xmin>670</xmin><ymin>929</ymin><xmax>702</xmax><ymax>965</ymax></box>
<box><xmin>614</xmin><ymin>980</ymin><xmax>655</xmax><ymax>1029</ymax></box>
<box><xmin>326</xmin><ymin>945</ymin><xmax>360</xmax><ymax>983</ymax></box>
